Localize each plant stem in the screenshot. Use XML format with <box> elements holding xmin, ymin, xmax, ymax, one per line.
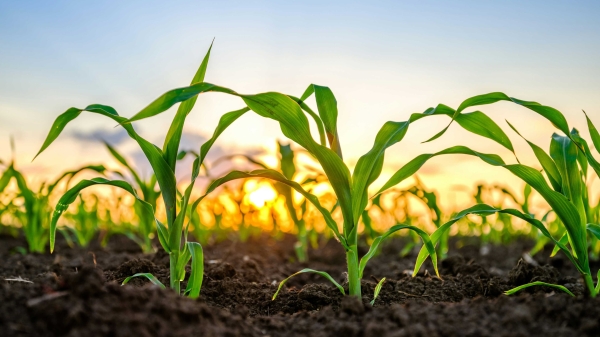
<box><xmin>169</xmin><ymin>253</ymin><xmax>180</xmax><ymax>294</ymax></box>
<box><xmin>583</xmin><ymin>273</ymin><xmax>596</xmax><ymax>298</ymax></box>
<box><xmin>346</xmin><ymin>244</ymin><xmax>361</xmax><ymax>297</ymax></box>
<box><xmin>295</xmin><ymin>221</ymin><xmax>308</xmax><ymax>262</ymax></box>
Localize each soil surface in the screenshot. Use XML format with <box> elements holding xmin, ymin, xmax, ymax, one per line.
<box><xmin>1</xmin><ymin>232</ymin><xmax>599</xmax><ymax>337</ymax></box>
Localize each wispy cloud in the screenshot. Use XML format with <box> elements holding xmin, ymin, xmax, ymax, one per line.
<box><xmin>70</xmin><ymin>128</ymin><xmax>130</xmax><ymax>146</ymax></box>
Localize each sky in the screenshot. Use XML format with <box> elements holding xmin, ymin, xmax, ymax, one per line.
<box><xmin>1</xmin><ymin>0</ymin><xmax>599</xmax><ymax>208</ymax></box>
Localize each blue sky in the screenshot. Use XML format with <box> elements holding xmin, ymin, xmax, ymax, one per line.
<box><xmin>1</xmin><ymin>1</ymin><xmax>599</xmax><ymax>205</ymax></box>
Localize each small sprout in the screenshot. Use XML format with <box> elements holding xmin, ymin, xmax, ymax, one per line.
<box><xmin>370</xmin><ymin>277</ymin><xmax>386</xmax><ymax>306</ymax></box>
<box><xmin>122</xmin><ymin>273</ymin><xmax>166</xmax><ymax>289</ymax></box>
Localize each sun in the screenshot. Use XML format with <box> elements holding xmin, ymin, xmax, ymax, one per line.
<box><xmin>245</xmin><ymin>180</ymin><xmax>278</xmax><ymax>208</ymax></box>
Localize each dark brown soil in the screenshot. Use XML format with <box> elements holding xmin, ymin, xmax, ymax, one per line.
<box><xmin>1</xmin><ymin>232</ymin><xmax>599</xmax><ymax>337</ymax></box>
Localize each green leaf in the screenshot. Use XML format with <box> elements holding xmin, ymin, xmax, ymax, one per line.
<box><xmin>376</xmin><ymin>146</ymin><xmax>505</xmax><ymax>196</ymax></box>
<box><xmin>122</xmin><ymin>273</ymin><xmax>166</xmax><ymax>289</ymax></box>
<box><xmin>34</xmin><ymin>104</ymin><xmax>178</xmax><ymax>227</ymax></box>
<box><xmin>241</xmin><ymin>92</ymin><xmax>354</xmax><ymax>234</ymax></box>
<box><xmin>272</xmin><ymin>268</ymin><xmax>345</xmax><ymax>300</ymax></box>
<box><xmin>507</xmin><ymin>121</ymin><xmax>562</xmax><ymax>191</ymax></box>
<box><xmin>49</xmin><ymin>178</ymin><xmax>157</xmax><ymax>253</ymax></box>
<box><xmin>352</xmin><ymin>121</ymin><xmax>410</xmax><ymax>232</ymax></box>
<box><xmin>550</xmin><ymin>133</ymin><xmax>586</xmax><ymax>227</ymax></box>
<box><xmin>504</xmin><ymin>281</ymin><xmax>574</xmax><ymax>297</ymax></box>
<box><xmin>370</xmin><ymin>277</ymin><xmax>386</xmax><ymax>306</ymax></box>
<box><xmin>300</xmin><ymin>85</ymin><xmax>343</xmax><ymax>158</ymax></box>
<box><xmin>359</xmin><ymin>224</ymin><xmax>438</xmax><ymax>279</ymax></box>
<box><xmin>278</xmin><ymin>141</ymin><xmax>296</xmax><ymax>179</ymax></box>
<box><xmin>584</xmin><ymin>111</ymin><xmax>600</xmax><ymax>154</ymax></box>
<box><xmin>288</xmin><ymin>95</ymin><xmax>326</xmax><ymax>146</ymax></box>
<box><xmin>185</xmin><ymin>242</ymin><xmax>204</xmax><ymax>299</ymax></box>
<box><xmin>211</xmin><ymin>153</ymin><xmax>270</xmax><ymax>171</ymax></box>
<box><xmin>424</xmin><ymin>92</ymin><xmax>571</xmax><ymax>143</ymax></box>
<box><xmin>163</xmin><ymin>41</ymin><xmax>214</xmax><ymax>170</ymax></box>
<box><xmin>124</xmin><ymin>83</ymin><xmax>237</xmax><ymax>124</ymax></box>
<box><xmin>550</xmin><ymin>232</ymin><xmax>569</xmax><ymax>258</ymax></box>
<box><xmin>586</xmin><ymin>223</ymin><xmax>600</xmax><ymax>240</ymax></box>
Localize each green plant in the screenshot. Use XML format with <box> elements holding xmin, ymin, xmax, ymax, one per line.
<box><xmin>405</xmin><ymin>93</ymin><xmax>600</xmax><ymax>297</ymax></box>
<box><xmin>34</xmin><ymin>42</ymin><xmax>240</xmax><ymax>298</ymax></box>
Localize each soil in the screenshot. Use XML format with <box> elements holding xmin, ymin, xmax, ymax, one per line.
<box><xmin>1</xmin><ymin>232</ymin><xmax>599</xmax><ymax>337</ymax></box>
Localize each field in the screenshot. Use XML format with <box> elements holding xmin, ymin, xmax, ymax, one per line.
<box><xmin>2</xmin><ymin>233</ymin><xmax>600</xmax><ymax>336</ymax></box>
<box><xmin>1</xmin><ymin>42</ymin><xmax>600</xmax><ymax>336</ymax></box>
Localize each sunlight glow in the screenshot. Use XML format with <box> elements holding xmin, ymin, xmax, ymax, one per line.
<box><xmin>245</xmin><ymin>180</ymin><xmax>278</xmax><ymax>208</ymax></box>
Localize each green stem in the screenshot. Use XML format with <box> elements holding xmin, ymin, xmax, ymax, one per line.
<box><xmin>169</xmin><ymin>252</ymin><xmax>180</xmax><ymax>294</ymax></box>
<box><xmin>439</xmin><ymin>230</ymin><xmax>449</xmax><ymax>260</ymax></box>
<box><xmin>295</xmin><ymin>221</ymin><xmax>308</xmax><ymax>262</ymax></box>
<box><xmin>346</xmin><ymin>244</ymin><xmax>361</xmax><ymax>297</ymax></box>
<box><xmin>583</xmin><ymin>273</ymin><xmax>596</xmax><ymax>298</ymax></box>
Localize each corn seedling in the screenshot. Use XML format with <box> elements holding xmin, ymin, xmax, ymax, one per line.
<box><xmin>408</xmin><ymin>93</ymin><xmax>600</xmax><ymax>297</ymax></box>
<box><xmin>34</xmin><ymin>42</ymin><xmax>244</xmax><ymax>298</ymax></box>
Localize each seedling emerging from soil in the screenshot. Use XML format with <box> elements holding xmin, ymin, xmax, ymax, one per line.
<box><xmin>409</xmin><ymin>93</ymin><xmax>600</xmax><ymax>297</ymax></box>
<box><xmin>34</xmin><ymin>42</ymin><xmax>243</xmax><ymax>298</ymax></box>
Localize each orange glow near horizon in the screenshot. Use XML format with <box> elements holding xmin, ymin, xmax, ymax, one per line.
<box><xmin>244</xmin><ymin>180</ymin><xmax>278</xmax><ymax>209</ymax></box>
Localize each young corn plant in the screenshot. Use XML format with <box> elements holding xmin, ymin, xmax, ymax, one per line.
<box><xmin>34</xmin><ymin>42</ymin><xmax>243</xmax><ymax>297</ymax></box>
<box><xmin>405</xmin><ymin>93</ymin><xmax>600</xmax><ymax>297</ymax></box>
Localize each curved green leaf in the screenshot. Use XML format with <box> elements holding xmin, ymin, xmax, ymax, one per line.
<box><xmin>49</xmin><ymin>178</ymin><xmax>158</xmax><ymax>253</ymax></box>
<box><xmin>122</xmin><ymin>273</ymin><xmax>166</xmax><ymax>289</ymax></box>
<box><xmin>241</xmin><ymin>92</ymin><xmax>354</xmax><ymax>233</ymax></box>
<box><xmin>376</xmin><ymin>146</ymin><xmax>505</xmax><ymax>196</ymax></box>
<box><xmin>507</xmin><ymin>121</ymin><xmax>562</xmax><ymax>191</ymax></box>
<box><xmin>185</xmin><ymin>242</ymin><xmax>204</xmax><ymax>299</ymax></box>
<box><xmin>504</xmin><ymin>281</ymin><xmax>574</xmax><ymax>297</ymax></box>
<box><xmin>424</xmin><ymin>92</ymin><xmax>570</xmax><ymax>144</ymax></box>
<box><xmin>300</xmin><ymin>84</ymin><xmax>342</xmax><ymax>158</ymax></box>
<box><xmin>272</xmin><ymin>268</ymin><xmax>345</xmax><ymax>300</ymax></box>
<box><xmin>34</xmin><ymin>104</ymin><xmax>177</xmax><ymax>226</ymax></box>
<box><xmin>359</xmin><ymin>224</ymin><xmax>437</xmax><ymax>279</ymax></box>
